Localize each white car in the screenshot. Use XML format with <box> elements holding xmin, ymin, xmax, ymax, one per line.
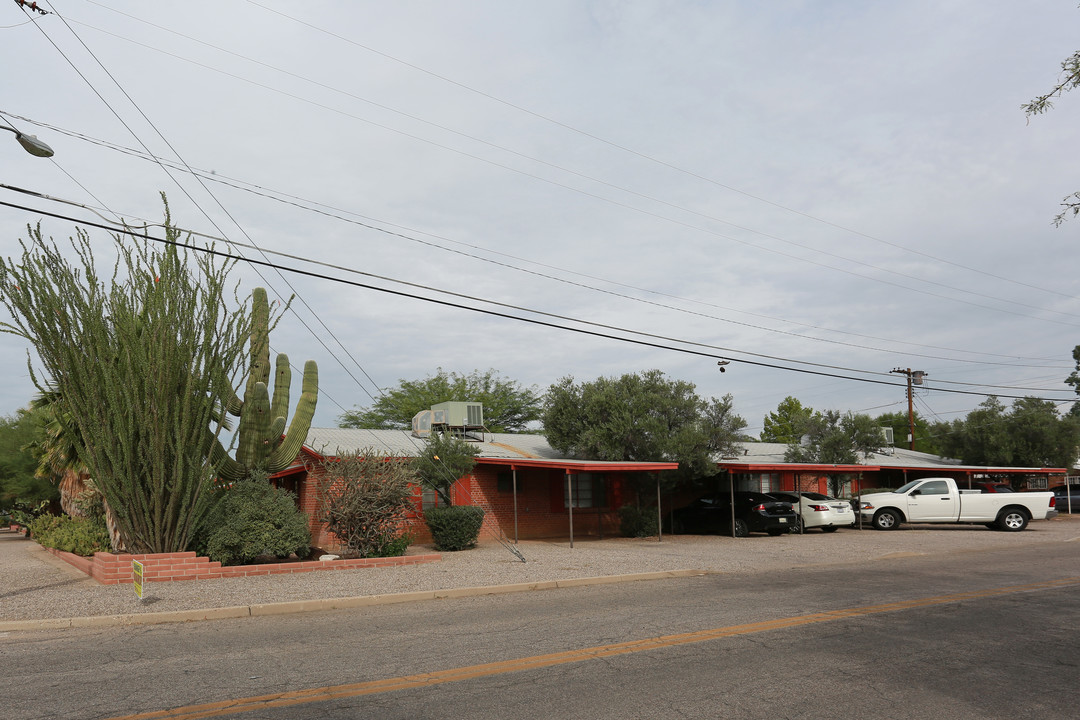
<box><xmin>768</xmin><ymin>492</ymin><xmax>855</xmax><ymax>533</ymax></box>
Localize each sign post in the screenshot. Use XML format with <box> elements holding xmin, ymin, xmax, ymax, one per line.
<box><xmin>132</xmin><ymin>559</ymin><xmax>144</xmax><ymax>601</ymax></box>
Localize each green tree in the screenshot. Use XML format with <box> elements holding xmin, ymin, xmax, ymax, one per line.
<box><xmin>874</xmin><ymin>410</ymin><xmax>941</xmax><ymax>454</ymax></box>
<box><xmin>1006</xmin><ymin>397</ymin><xmax>1080</xmax><ymax>468</ymax></box>
<box><xmin>414</xmin><ymin>432</ymin><xmax>479</xmax><ymax>506</ymax></box>
<box><xmin>0</xmin><ymin>406</ymin><xmax>56</xmax><ymax>511</ymax></box>
<box><xmin>784</xmin><ymin>410</ymin><xmax>882</xmax><ymax>496</ymax></box>
<box><xmin>0</xmin><ymin>207</ymin><xmax>251</xmax><ymax>553</ymax></box>
<box><xmin>941</xmin><ymin>395</ymin><xmax>1080</xmax><ymax>468</ymax></box>
<box><xmin>785</xmin><ymin>411</ymin><xmax>883</xmax><ymax>465</ymax></box>
<box><xmin>542</xmin><ymin>370</ymin><xmax>748</xmax><ymax>486</ymax></box>
<box><xmin>760</xmin><ymin>396</ymin><xmax>815</xmax><ymax>443</ymax></box>
<box><xmin>1023</xmin><ymin>14</ymin><xmax>1080</xmax><ymax>226</ymax></box>
<box><xmin>338</xmin><ymin>368</ymin><xmax>542</xmax><ymax>432</ymax></box>
<box><xmin>937</xmin><ymin>396</ymin><xmax>1012</xmax><ymax>466</ymax></box>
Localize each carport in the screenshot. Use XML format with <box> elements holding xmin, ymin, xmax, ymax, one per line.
<box><xmin>476</xmin><ymin>457</ymin><xmax>679</xmax><ymax>547</ymax></box>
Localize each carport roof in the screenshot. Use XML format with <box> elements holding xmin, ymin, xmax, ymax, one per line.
<box><xmin>716</xmin><ymin>441</ymin><xmax>1066</xmax><ymax>476</ymax></box>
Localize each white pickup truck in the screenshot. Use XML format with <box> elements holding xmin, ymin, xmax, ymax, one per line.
<box><xmin>858</xmin><ymin>477</ymin><xmax>1058</xmax><ymax>532</ymax></box>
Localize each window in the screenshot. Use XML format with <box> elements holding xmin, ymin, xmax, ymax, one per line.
<box><xmin>497</xmin><ymin>471</ymin><xmax>514</xmax><ymax>494</ymax></box>
<box><xmin>733</xmin><ymin>472</ymin><xmax>778</xmax><ymax>492</ymax></box>
<box><xmin>758</xmin><ymin>473</ymin><xmax>779</xmax><ymax>493</ymax></box>
<box><xmin>564</xmin><ymin>473</ymin><xmax>606</xmax><ymax>509</ymax></box>
<box><xmin>421</xmin><ymin>486</ymin><xmax>439</xmax><ymax>511</ymax></box>
<box><xmin>919</xmin><ymin>480</ymin><xmax>949</xmax><ymax>495</ymax></box>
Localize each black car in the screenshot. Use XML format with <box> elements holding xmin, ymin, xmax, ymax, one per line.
<box><xmin>669</xmin><ymin>491</ymin><xmax>796</xmax><ymax>537</ymax></box>
<box><xmin>1052</xmin><ymin>485</ymin><xmax>1080</xmax><ymax>513</ymax></box>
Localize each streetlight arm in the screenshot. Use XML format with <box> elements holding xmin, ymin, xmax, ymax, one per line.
<box><xmin>1</xmin><ymin>124</ymin><xmax>54</xmax><ymax>157</ymax></box>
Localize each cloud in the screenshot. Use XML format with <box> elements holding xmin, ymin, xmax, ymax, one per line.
<box><xmin>2</xmin><ymin>0</ymin><xmax>1078</xmax><ymax>438</ymax></box>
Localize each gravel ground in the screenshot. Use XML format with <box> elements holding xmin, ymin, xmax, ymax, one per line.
<box><xmin>2</xmin><ymin>516</ymin><xmax>1078</xmax><ymax>623</ymax></box>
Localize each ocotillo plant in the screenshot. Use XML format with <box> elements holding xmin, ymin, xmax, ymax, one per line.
<box><xmin>213</xmin><ymin>287</ymin><xmax>318</xmax><ymax>481</ymax></box>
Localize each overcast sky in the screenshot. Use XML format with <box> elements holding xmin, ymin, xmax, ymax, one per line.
<box><xmin>2</xmin><ymin>1</ymin><xmax>1079</xmax><ymax>440</ymax></box>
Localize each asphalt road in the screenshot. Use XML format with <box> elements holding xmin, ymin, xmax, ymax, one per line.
<box><xmin>3</xmin><ymin>541</ymin><xmax>1078</xmax><ymax>719</ymax></box>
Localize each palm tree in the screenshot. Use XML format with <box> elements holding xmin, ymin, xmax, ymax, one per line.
<box><xmin>24</xmin><ymin>391</ymin><xmax>123</xmax><ymax>550</ymax></box>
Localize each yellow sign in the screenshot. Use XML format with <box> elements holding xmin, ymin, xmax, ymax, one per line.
<box><xmin>132</xmin><ymin>559</ymin><xmax>144</xmax><ymax>600</ymax></box>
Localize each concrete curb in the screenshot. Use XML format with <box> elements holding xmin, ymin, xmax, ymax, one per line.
<box><xmin>0</xmin><ymin>569</ymin><xmax>710</xmax><ymax>632</ymax></box>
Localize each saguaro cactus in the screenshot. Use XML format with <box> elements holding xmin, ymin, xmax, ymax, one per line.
<box><xmin>214</xmin><ymin>288</ymin><xmax>318</xmax><ymax>481</ymax></box>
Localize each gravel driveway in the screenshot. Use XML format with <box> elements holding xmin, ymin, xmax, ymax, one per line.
<box><xmin>2</xmin><ymin>516</ymin><xmax>1078</xmax><ymax>626</ymax></box>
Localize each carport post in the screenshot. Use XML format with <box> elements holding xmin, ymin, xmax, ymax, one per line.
<box><xmin>797</xmin><ymin>479</ymin><xmax>804</xmax><ymax>535</ymax></box>
<box><xmin>730</xmin><ymin>477</ymin><xmax>736</xmax><ymax>539</ymax></box>
<box><xmin>512</xmin><ymin>468</ymin><xmax>519</xmax><ymax>544</ymax></box>
<box><xmin>567</xmin><ymin>471</ymin><xmax>574</xmax><ymax>549</ymax></box>
<box><xmin>856</xmin><ymin>472</ymin><xmax>863</xmax><ymax>530</ymax></box>
<box><xmin>656</xmin><ymin>474</ymin><xmax>662</xmax><ymax>543</ymax></box>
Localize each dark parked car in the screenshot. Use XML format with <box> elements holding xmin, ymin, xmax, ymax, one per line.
<box><xmin>1052</xmin><ymin>485</ymin><xmax>1080</xmax><ymax>513</ymax></box>
<box><xmin>668</xmin><ymin>491</ymin><xmax>796</xmax><ymax>537</ymax></box>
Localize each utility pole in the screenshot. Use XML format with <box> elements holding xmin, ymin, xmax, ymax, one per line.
<box><xmin>890</xmin><ymin>368</ymin><xmax>926</xmax><ymax>450</ymax></box>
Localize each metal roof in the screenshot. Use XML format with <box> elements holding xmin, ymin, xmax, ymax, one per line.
<box><xmin>300</xmin><ymin>431</ymin><xmax>1062</xmax><ymax>475</ymax></box>
<box><xmin>302</xmin><ymin>428</ymin><xmax>677</xmax><ymax>471</ymax></box>
<box><xmin>717</xmin><ymin>441</ymin><xmax>1063</xmax><ymax>474</ymax></box>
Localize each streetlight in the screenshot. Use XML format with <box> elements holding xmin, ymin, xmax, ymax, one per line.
<box><xmin>1</xmin><ymin>124</ymin><xmax>54</xmax><ymax>157</ymax></box>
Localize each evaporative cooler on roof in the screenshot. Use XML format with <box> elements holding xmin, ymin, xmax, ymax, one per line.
<box><xmin>412</xmin><ymin>402</ymin><xmax>484</xmax><ymax>439</ymax></box>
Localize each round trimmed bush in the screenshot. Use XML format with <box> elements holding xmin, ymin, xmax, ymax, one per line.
<box><xmin>424</xmin><ymin>506</ymin><xmax>485</xmax><ymax>551</ymax></box>
<box><xmin>197</xmin><ymin>481</ymin><xmax>310</xmax><ymax>566</ymax></box>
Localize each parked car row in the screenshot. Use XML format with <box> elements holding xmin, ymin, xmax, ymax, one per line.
<box><xmin>667</xmin><ymin>491</ymin><xmax>855</xmax><ymax>537</ymax></box>
<box><xmin>667</xmin><ymin>482</ymin><xmax>1074</xmax><ymax>537</ymax></box>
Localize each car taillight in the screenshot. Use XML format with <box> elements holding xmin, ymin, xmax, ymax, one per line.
<box><xmin>754</xmin><ymin>503</ymin><xmax>766</xmax><ymax>511</ymax></box>
<box><xmin>808</xmin><ymin>504</ymin><xmax>829</xmax><ymax>512</ymax></box>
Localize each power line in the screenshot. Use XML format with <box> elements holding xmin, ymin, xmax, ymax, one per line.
<box><xmin>5</xmin><ymin>197</ymin><xmax>1075</xmax><ymax>404</ymax></box>
<box><xmin>3</xmin><ymin>113</ymin><xmax>1074</xmax><ymax>370</ymax></box>
<box><xmin>4</xmin><ymin>180</ymin><xmax>1071</xmax><ymax>380</ymax></box>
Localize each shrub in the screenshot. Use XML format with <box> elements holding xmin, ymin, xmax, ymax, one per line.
<box><xmin>197</xmin><ymin>479</ymin><xmax>311</xmax><ymax>566</ymax></box>
<box><xmin>28</xmin><ymin>513</ymin><xmax>63</xmax><ymax>539</ymax></box>
<box><xmin>370</xmin><ymin>532</ymin><xmax>413</xmax><ymax>558</ymax></box>
<box><xmin>618</xmin><ymin>505</ymin><xmax>659</xmax><ymax>538</ymax></box>
<box><xmin>424</xmin><ymin>505</ymin><xmax>485</xmax><ymax>551</ymax></box>
<box><xmin>313</xmin><ymin>450</ymin><xmax>417</xmax><ymax>558</ymax></box>
<box><xmin>29</xmin><ymin>514</ymin><xmax>110</xmax><ymax>556</ymax></box>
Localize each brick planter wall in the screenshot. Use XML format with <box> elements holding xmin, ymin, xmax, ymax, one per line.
<box><xmin>45</xmin><ymin>547</ymin><xmax>440</xmax><ymax>585</ymax></box>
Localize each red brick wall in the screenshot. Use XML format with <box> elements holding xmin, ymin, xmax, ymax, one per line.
<box><xmin>296</xmin><ymin>461</ymin><xmax>631</xmax><ymax>548</ymax></box>
<box><xmin>45</xmin><ymin>547</ymin><xmax>440</xmax><ymax>585</ymax></box>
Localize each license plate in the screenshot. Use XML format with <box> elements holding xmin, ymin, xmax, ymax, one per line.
<box><xmin>779</xmin><ymin>518</ymin><xmax>788</xmax><ymax>523</ymax></box>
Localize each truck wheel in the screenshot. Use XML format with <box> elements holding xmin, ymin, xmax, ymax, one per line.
<box><xmin>873</xmin><ymin>509</ymin><xmax>901</xmax><ymax>530</ymax></box>
<box><xmin>996</xmin><ymin>508</ymin><xmax>1029</xmax><ymax>532</ymax></box>
<box><xmin>733</xmin><ymin>519</ymin><xmax>749</xmax><ymax>538</ymax></box>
